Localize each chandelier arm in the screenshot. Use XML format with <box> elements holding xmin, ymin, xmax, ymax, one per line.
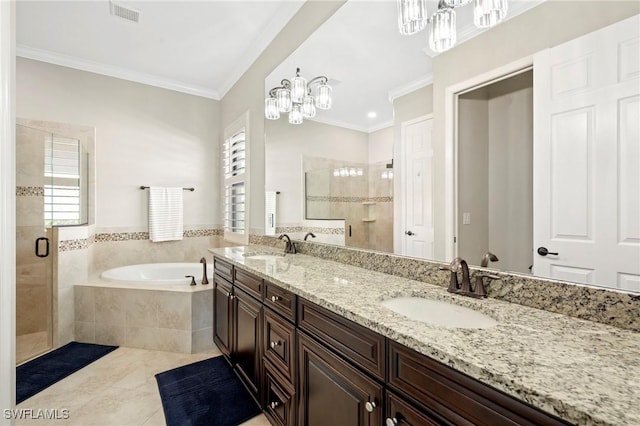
<box><xmin>307</xmin><ymin>76</ymin><xmax>329</xmax><ymax>86</ymax></box>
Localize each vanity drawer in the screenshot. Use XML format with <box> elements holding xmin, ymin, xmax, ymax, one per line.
<box><xmin>263</xmin><ymin>359</ymin><xmax>296</xmax><ymax>426</ymax></box>
<box><xmin>298</xmin><ymin>298</ymin><xmax>385</xmax><ymax>380</ymax></box>
<box><xmin>213</xmin><ymin>257</ymin><xmax>233</xmax><ymax>282</ymax></box>
<box><xmin>234</xmin><ymin>268</ymin><xmax>263</xmax><ymax>299</ymax></box>
<box><xmin>385</xmin><ymin>390</ymin><xmax>448</xmax><ymax>426</ymax></box>
<box><xmin>264</xmin><ymin>281</ymin><xmax>296</xmax><ymax>322</ymax></box>
<box><xmin>264</xmin><ymin>307</ymin><xmax>296</xmax><ymax>383</ymax></box>
<box><xmin>387</xmin><ymin>341</ymin><xmax>570</xmax><ymax>426</ymax></box>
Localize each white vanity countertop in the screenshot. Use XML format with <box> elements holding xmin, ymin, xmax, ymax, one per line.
<box><xmin>210</xmin><ymin>245</ymin><xmax>640</xmax><ymax>426</ymax></box>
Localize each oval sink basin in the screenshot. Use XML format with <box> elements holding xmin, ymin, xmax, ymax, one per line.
<box><xmin>381</xmin><ymin>297</ymin><xmax>497</xmax><ymax>329</ymax></box>
<box><xmin>245</xmin><ymin>254</ymin><xmax>284</xmax><ymax>260</ymax></box>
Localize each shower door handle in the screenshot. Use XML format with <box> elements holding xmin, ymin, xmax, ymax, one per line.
<box><xmin>35</xmin><ymin>237</ymin><xmax>50</xmax><ymax>258</ymax></box>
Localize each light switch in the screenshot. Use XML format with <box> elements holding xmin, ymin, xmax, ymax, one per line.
<box><xmin>463</xmin><ymin>212</ymin><xmax>471</xmax><ymax>225</ymax></box>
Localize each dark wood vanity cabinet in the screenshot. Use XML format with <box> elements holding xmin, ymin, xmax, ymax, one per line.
<box><xmin>298</xmin><ymin>332</ymin><xmax>383</xmax><ymax>426</ymax></box>
<box><xmin>214</xmin><ymin>259</ymin><xmax>572</xmax><ymax>426</ymax></box>
<box><xmin>213</xmin><ymin>259</ymin><xmax>263</xmax><ymax>403</ymax></box>
<box><xmin>213</xmin><ymin>274</ymin><xmax>233</xmax><ymax>357</ymax></box>
<box><xmin>234</xmin><ymin>287</ymin><xmax>263</xmax><ymax>398</ymax></box>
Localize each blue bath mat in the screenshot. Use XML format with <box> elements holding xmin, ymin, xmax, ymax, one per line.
<box><xmin>155</xmin><ymin>356</ymin><xmax>261</xmax><ymax>426</ymax></box>
<box><xmin>16</xmin><ymin>341</ymin><xmax>118</xmax><ymax>403</ymax></box>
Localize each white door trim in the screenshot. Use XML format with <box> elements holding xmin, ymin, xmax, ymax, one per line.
<box><xmin>444</xmin><ymin>56</ymin><xmax>533</xmax><ymax>261</ymax></box>
<box><xmin>0</xmin><ymin>0</ymin><xmax>16</xmax><ymax>418</ymax></box>
<box><xmin>396</xmin><ymin>113</ymin><xmax>433</xmax><ymax>256</ymax></box>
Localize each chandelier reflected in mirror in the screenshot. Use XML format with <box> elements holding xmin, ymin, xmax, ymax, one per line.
<box><xmin>265</xmin><ymin>68</ymin><xmax>332</xmax><ymax>125</ymax></box>
<box><xmin>397</xmin><ymin>0</ymin><xmax>508</xmax><ymax>53</ymax></box>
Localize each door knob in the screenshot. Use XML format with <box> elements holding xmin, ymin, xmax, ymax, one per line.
<box><xmin>537</xmin><ymin>247</ymin><xmax>558</xmax><ymax>256</ymax></box>
<box><xmin>365</xmin><ymin>401</ymin><xmax>376</xmax><ymax>412</ymax></box>
<box><xmin>405</xmin><ymin>230</ymin><xmax>415</xmax><ymax>236</ymax></box>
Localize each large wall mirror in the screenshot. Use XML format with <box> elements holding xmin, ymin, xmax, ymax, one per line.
<box><xmin>264</xmin><ymin>0</ymin><xmax>640</xmax><ymax>293</ymax></box>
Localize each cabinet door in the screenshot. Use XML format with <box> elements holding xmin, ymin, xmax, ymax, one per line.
<box><xmin>234</xmin><ymin>287</ymin><xmax>263</xmax><ymax>400</ymax></box>
<box><xmin>214</xmin><ymin>275</ymin><xmax>233</xmax><ymax>357</ymax></box>
<box><xmin>298</xmin><ymin>332</ymin><xmax>383</xmax><ymax>426</ymax></box>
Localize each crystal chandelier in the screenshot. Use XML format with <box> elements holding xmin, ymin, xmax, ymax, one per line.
<box><xmin>396</xmin><ymin>0</ymin><xmax>508</xmax><ymax>53</ymax></box>
<box><xmin>265</xmin><ymin>68</ymin><xmax>332</xmax><ymax>125</ymax></box>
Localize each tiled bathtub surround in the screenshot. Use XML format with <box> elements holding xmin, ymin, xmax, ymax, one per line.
<box><xmin>213</xmin><ymin>245</ymin><xmax>640</xmax><ymax>425</ymax></box>
<box><xmin>74</xmin><ymin>285</ymin><xmax>214</xmax><ymax>354</ymax></box>
<box><xmin>251</xmin><ymin>236</ymin><xmax>640</xmax><ymax>332</ymax></box>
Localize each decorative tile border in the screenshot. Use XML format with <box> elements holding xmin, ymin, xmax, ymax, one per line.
<box><xmin>306</xmin><ymin>196</ymin><xmax>393</xmax><ymax>203</ymax></box>
<box><xmin>251</xmin><ymin>235</ymin><xmax>640</xmax><ymax>332</ymax></box>
<box><xmin>275</xmin><ymin>226</ymin><xmax>344</xmax><ymax>235</ymax></box>
<box><xmin>16</xmin><ymin>186</ymin><xmax>44</xmax><ymax>197</ymax></box>
<box><xmin>58</xmin><ymin>227</ymin><xmax>222</xmax><ymax>251</ymax></box>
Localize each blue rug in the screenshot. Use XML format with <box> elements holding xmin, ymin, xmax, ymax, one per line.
<box><xmin>155</xmin><ymin>356</ymin><xmax>261</xmax><ymax>426</ymax></box>
<box><xmin>17</xmin><ymin>341</ymin><xmax>118</xmax><ymax>404</ymax></box>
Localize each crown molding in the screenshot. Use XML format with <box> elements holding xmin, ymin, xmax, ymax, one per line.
<box><xmin>388</xmin><ymin>75</ymin><xmax>433</xmax><ymax>103</ymax></box>
<box><xmin>368</xmin><ymin>120</ymin><xmax>395</xmax><ymax>133</ymax></box>
<box><xmin>17</xmin><ymin>44</ymin><xmax>220</xmax><ymax>99</ymax></box>
<box><xmin>306</xmin><ymin>115</ymin><xmax>394</xmax><ymax>134</ymax></box>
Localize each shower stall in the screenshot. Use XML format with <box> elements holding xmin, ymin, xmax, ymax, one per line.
<box><xmin>16</xmin><ymin>123</ymin><xmax>88</xmax><ymax>364</ymax></box>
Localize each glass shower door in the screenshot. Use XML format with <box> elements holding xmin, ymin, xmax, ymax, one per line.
<box><xmin>16</xmin><ymin>124</ymin><xmax>54</xmax><ymax>364</ymax></box>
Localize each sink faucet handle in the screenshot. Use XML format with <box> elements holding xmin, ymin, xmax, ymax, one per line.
<box><xmin>185</xmin><ymin>275</ymin><xmax>196</xmax><ymax>286</ymax></box>
<box><xmin>472</xmin><ymin>273</ymin><xmax>501</xmax><ymax>298</ymax></box>
<box><xmin>439</xmin><ymin>265</ymin><xmax>459</xmax><ymax>293</ymax></box>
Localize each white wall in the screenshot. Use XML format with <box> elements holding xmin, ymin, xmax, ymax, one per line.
<box><xmin>368</xmin><ymin>126</ymin><xmax>393</xmax><ymax>164</ymax></box>
<box><xmin>16</xmin><ymin>58</ymin><xmax>221</xmax><ymax>230</ymax></box>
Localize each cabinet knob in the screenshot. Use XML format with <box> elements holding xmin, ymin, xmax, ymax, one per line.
<box><xmin>271</xmin><ymin>295</ymin><xmax>281</xmax><ymax>302</ymax></box>
<box><xmin>385</xmin><ymin>418</ymin><xmax>399</xmax><ymax>426</ymax></box>
<box><xmin>270</xmin><ymin>401</ymin><xmax>280</xmax><ymax>409</ymax></box>
<box><xmin>270</xmin><ymin>341</ymin><xmax>282</xmax><ymax>349</ymax></box>
<box><xmin>226</xmin><ymin>291</ymin><xmax>232</xmax><ymax>298</ymax></box>
<box><xmin>365</xmin><ymin>401</ymin><xmax>376</xmax><ymax>413</ymax></box>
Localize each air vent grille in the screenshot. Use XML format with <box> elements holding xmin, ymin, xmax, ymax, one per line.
<box><xmin>110</xmin><ymin>1</ymin><xmax>140</xmax><ymax>23</ymax></box>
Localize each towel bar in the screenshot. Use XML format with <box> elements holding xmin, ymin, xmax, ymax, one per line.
<box><xmin>140</xmin><ymin>186</ymin><xmax>194</xmax><ymax>192</ymax></box>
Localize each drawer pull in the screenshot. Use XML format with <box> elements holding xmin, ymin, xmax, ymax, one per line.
<box><xmin>271</xmin><ymin>295</ymin><xmax>281</xmax><ymax>303</ymax></box>
<box><xmin>385</xmin><ymin>418</ymin><xmax>398</xmax><ymax>426</ymax></box>
<box><xmin>365</xmin><ymin>401</ymin><xmax>376</xmax><ymax>413</ymax></box>
<box><xmin>270</xmin><ymin>401</ymin><xmax>280</xmax><ymax>409</ymax></box>
<box><xmin>270</xmin><ymin>340</ymin><xmax>282</xmax><ymax>349</ymax></box>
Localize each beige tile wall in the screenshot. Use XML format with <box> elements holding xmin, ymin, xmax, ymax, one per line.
<box><xmin>75</xmin><ymin>286</ymin><xmax>214</xmax><ymax>354</ymax></box>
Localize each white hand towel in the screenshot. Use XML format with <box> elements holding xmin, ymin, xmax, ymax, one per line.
<box><xmin>148</xmin><ymin>187</ymin><xmax>184</xmax><ymax>242</ymax></box>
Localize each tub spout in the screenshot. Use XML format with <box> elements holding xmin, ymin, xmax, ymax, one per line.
<box><xmin>200</xmin><ymin>257</ymin><xmax>209</xmax><ymax>285</ymax></box>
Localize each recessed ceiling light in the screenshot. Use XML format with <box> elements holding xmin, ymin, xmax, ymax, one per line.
<box><xmin>367</xmin><ymin>112</ymin><xmax>377</xmax><ymax>118</ymax></box>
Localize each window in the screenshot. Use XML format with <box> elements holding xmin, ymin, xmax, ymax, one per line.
<box><xmin>44</xmin><ymin>136</ymin><xmax>84</xmax><ymax>226</ymax></box>
<box><xmin>223</xmin><ymin>126</ymin><xmax>248</xmax><ymax>243</ymax></box>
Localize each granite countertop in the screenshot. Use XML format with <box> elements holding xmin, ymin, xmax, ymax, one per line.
<box><xmin>210</xmin><ymin>245</ymin><xmax>640</xmax><ymax>426</ymax></box>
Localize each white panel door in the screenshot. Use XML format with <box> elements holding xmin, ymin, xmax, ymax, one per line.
<box><xmin>402</xmin><ymin>117</ymin><xmax>434</xmax><ymax>259</ymax></box>
<box><xmin>533</xmin><ymin>15</ymin><xmax>640</xmax><ymax>291</ymax></box>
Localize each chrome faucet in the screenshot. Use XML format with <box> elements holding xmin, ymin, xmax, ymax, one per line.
<box><xmin>278</xmin><ymin>234</ymin><xmax>297</xmax><ymax>254</ymax></box>
<box><xmin>304</xmin><ymin>232</ymin><xmax>316</xmax><ymax>241</ymax></box>
<box><xmin>480</xmin><ymin>251</ymin><xmax>499</xmax><ymax>267</ymax></box>
<box><xmin>200</xmin><ymin>257</ymin><xmax>209</xmax><ymax>285</ymax></box>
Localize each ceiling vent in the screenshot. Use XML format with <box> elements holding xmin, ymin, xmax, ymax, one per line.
<box><xmin>109</xmin><ymin>1</ymin><xmax>140</xmax><ymax>23</ymax></box>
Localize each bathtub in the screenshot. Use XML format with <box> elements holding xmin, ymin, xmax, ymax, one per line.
<box><xmin>75</xmin><ymin>262</ymin><xmax>215</xmax><ymax>354</ymax></box>
<box><xmin>100</xmin><ymin>262</ymin><xmax>214</xmax><ymax>286</ymax></box>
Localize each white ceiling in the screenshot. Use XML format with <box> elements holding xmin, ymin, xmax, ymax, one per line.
<box><xmin>17</xmin><ymin>0</ymin><xmax>305</xmax><ymax>99</ymax></box>
<box><xmin>17</xmin><ymin>0</ymin><xmax>542</xmax><ymax>129</ymax></box>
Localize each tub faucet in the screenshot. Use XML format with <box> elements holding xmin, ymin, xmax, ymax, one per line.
<box><xmin>200</xmin><ymin>257</ymin><xmax>209</xmax><ymax>285</ymax></box>
<box><xmin>278</xmin><ymin>234</ymin><xmax>296</xmax><ymax>254</ymax></box>
<box><xmin>304</xmin><ymin>232</ymin><xmax>316</xmax><ymax>241</ymax></box>
<box><xmin>480</xmin><ymin>251</ymin><xmax>499</xmax><ymax>267</ymax></box>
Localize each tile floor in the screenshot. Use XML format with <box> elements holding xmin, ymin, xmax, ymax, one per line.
<box><xmin>16</xmin><ymin>346</ymin><xmax>271</xmax><ymax>426</ymax></box>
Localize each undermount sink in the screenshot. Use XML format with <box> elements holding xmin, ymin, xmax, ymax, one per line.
<box><xmin>244</xmin><ymin>254</ymin><xmax>284</xmax><ymax>260</ymax></box>
<box><xmin>381</xmin><ymin>297</ymin><xmax>498</xmax><ymax>329</ymax></box>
